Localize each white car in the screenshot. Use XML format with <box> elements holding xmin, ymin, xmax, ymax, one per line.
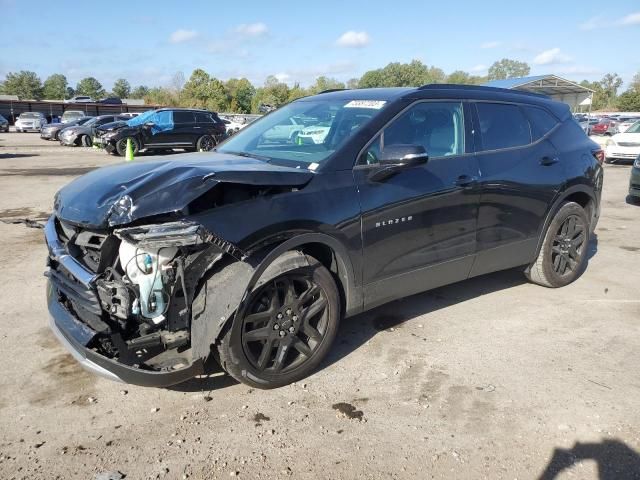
<box><xmin>15</xmin><ymin>112</ymin><xmax>48</xmax><ymax>132</ymax></box>
<box><xmin>65</xmin><ymin>96</ymin><xmax>94</xmax><ymax>103</ymax></box>
<box><xmin>605</xmin><ymin>121</ymin><xmax>640</xmax><ymax>163</ymax></box>
<box><xmin>61</xmin><ymin>110</ymin><xmax>86</xmax><ymax>123</ymax></box>
<box><xmin>616</xmin><ymin>117</ymin><xmax>640</xmax><ymax>134</ymax></box>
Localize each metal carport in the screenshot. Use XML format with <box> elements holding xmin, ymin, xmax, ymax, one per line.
<box><xmin>484</xmin><ymin>75</ymin><xmax>594</xmax><ymax>113</ymax></box>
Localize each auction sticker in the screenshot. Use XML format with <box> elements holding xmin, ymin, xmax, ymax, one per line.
<box><xmin>344</xmin><ymin>100</ymin><xmax>387</xmax><ymax>109</ymax></box>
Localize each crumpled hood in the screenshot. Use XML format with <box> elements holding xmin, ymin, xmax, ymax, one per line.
<box><xmin>54</xmin><ymin>152</ymin><xmax>314</xmax><ymax>229</ymax></box>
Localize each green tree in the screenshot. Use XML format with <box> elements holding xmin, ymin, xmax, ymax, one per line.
<box><xmin>0</xmin><ymin>71</ymin><xmax>43</xmax><ymax>99</ymax></box>
<box><xmin>580</xmin><ymin>80</ymin><xmax>607</xmax><ymax>110</ymax></box>
<box><xmin>42</xmin><ymin>74</ymin><xmax>68</xmax><ymax>100</ymax></box>
<box><xmin>144</xmin><ymin>86</ymin><xmax>180</xmax><ymax>106</ymax></box>
<box><xmin>251</xmin><ymin>76</ymin><xmax>290</xmax><ymax>112</ymax></box>
<box><xmin>617</xmin><ymin>90</ymin><xmax>640</xmax><ymax>111</ymax></box>
<box><xmin>487</xmin><ymin>58</ymin><xmax>530</xmax><ymax>80</ymax></box>
<box><xmin>308</xmin><ymin>76</ymin><xmax>345</xmax><ymax>94</ymax></box>
<box><xmin>75</xmin><ymin>77</ymin><xmax>105</xmax><ymax>99</ymax></box>
<box><xmin>181</xmin><ymin>69</ymin><xmax>230</xmax><ymax>111</ymax></box>
<box><xmin>629</xmin><ymin>72</ymin><xmax>640</xmax><ymax>93</ymax></box>
<box><xmin>112</xmin><ymin>78</ymin><xmax>131</xmax><ymax>99</ymax></box>
<box><xmin>358</xmin><ymin>60</ymin><xmax>445</xmax><ymax>88</ymax></box>
<box><xmin>131</xmin><ymin>85</ymin><xmax>150</xmax><ymax>99</ymax></box>
<box><xmin>287</xmin><ymin>83</ymin><xmax>308</xmax><ymax>102</ymax></box>
<box><xmin>346</xmin><ymin>78</ymin><xmax>359</xmax><ymax>89</ymax></box>
<box><xmin>446</xmin><ymin>70</ymin><xmax>472</xmax><ymax>84</ymax></box>
<box><xmin>599</xmin><ymin>73</ymin><xmax>623</xmax><ymax>107</ymax></box>
<box><xmin>65</xmin><ymin>86</ymin><xmax>75</xmax><ymax>99</ymax></box>
<box><xmin>225</xmin><ymin>78</ymin><xmax>255</xmax><ymax>113</ymax></box>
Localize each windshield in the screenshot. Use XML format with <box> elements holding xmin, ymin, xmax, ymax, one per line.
<box><xmin>19</xmin><ymin>113</ymin><xmax>40</xmax><ymax>119</ymax></box>
<box><xmin>217</xmin><ymin>99</ymin><xmax>387</xmax><ymax>168</ymax></box>
<box><xmin>626</xmin><ymin>121</ymin><xmax>640</xmax><ymax>134</ymax></box>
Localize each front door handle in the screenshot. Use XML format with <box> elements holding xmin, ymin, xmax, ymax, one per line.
<box><xmin>540</xmin><ymin>156</ymin><xmax>559</xmax><ymax>166</ymax></box>
<box><xmin>455</xmin><ymin>175</ymin><xmax>478</xmax><ymax>187</ymax></box>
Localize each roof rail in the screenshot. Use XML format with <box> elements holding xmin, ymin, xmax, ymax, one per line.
<box><xmin>417</xmin><ymin>83</ymin><xmax>548</xmax><ymax>99</ymax></box>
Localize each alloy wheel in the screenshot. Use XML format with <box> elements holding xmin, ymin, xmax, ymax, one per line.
<box><xmin>551</xmin><ymin>214</ymin><xmax>586</xmax><ymax>276</ymax></box>
<box><xmin>241</xmin><ymin>275</ymin><xmax>329</xmax><ymax>374</ymax></box>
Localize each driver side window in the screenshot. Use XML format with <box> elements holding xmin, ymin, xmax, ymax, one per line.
<box><xmin>359</xmin><ymin>101</ymin><xmax>464</xmax><ymax>165</ymax></box>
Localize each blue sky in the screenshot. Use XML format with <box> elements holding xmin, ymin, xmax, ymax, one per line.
<box><xmin>1</xmin><ymin>0</ymin><xmax>639</xmax><ymax>90</ymax></box>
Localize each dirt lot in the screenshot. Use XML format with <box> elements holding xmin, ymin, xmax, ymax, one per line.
<box><xmin>0</xmin><ymin>132</ymin><xmax>638</xmax><ymax>480</ymax></box>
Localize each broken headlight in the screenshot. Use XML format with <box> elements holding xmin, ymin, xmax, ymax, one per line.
<box><xmin>108</xmin><ymin>195</ymin><xmax>135</xmax><ymax>226</ymax></box>
<box><xmin>115</xmin><ymin>221</ymin><xmax>205</xmax><ymax>247</ymax></box>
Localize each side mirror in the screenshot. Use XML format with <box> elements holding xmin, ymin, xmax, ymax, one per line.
<box><xmin>370</xmin><ymin>144</ymin><xmax>428</xmax><ymax>182</ymax></box>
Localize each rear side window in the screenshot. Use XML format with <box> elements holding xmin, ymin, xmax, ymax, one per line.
<box><xmin>195</xmin><ymin>112</ymin><xmax>213</xmax><ymax>124</ymax></box>
<box><xmin>523</xmin><ymin>106</ymin><xmax>559</xmax><ymax>140</ymax></box>
<box><xmin>174</xmin><ymin>111</ymin><xmax>195</xmax><ymax>123</ymax></box>
<box><xmin>476</xmin><ymin>103</ymin><xmax>531</xmax><ymax>151</ymax></box>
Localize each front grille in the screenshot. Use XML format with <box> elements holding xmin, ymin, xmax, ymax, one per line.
<box><xmin>618</xmin><ymin>142</ymin><xmax>640</xmax><ymax>147</ymax></box>
<box><xmin>56</xmin><ymin>218</ymin><xmax>118</xmax><ymax>273</ymax></box>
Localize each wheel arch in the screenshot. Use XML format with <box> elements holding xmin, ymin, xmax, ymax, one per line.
<box><xmin>532</xmin><ymin>184</ymin><xmax>597</xmax><ymax>263</ymax></box>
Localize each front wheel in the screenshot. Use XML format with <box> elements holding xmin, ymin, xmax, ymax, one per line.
<box><xmin>525</xmin><ymin>202</ymin><xmax>590</xmax><ymax>288</ymax></box>
<box><xmin>216</xmin><ymin>260</ymin><xmax>340</xmax><ymax>389</ymax></box>
<box><xmin>115</xmin><ymin>137</ymin><xmax>139</xmax><ymax>157</ymax></box>
<box><xmin>81</xmin><ymin>135</ymin><xmax>92</xmax><ymax>147</ymax></box>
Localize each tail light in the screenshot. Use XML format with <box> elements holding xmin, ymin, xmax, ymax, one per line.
<box><xmin>593</xmin><ymin>149</ymin><xmax>605</xmax><ymax>165</ymax></box>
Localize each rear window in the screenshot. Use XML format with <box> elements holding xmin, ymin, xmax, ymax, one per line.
<box><xmin>476</xmin><ymin>103</ymin><xmax>531</xmax><ymax>151</ymax></box>
<box><xmin>523</xmin><ymin>106</ymin><xmax>559</xmax><ymax>141</ymax></box>
<box><xmin>174</xmin><ymin>111</ymin><xmax>195</xmax><ymax>123</ymax></box>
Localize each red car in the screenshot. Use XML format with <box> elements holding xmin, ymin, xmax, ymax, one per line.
<box><xmin>591</xmin><ymin>119</ymin><xmax>618</xmax><ymax>136</ymax></box>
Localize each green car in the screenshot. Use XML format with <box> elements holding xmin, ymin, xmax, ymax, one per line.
<box><xmin>630</xmin><ymin>155</ymin><xmax>640</xmax><ymax>203</ymax></box>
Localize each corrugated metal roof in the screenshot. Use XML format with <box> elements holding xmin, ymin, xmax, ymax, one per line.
<box><xmin>484</xmin><ymin>75</ymin><xmax>594</xmax><ymax>95</ymax></box>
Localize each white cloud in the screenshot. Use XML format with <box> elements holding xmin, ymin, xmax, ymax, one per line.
<box><xmin>470</xmin><ymin>64</ymin><xmax>487</xmax><ymax>72</ymax></box>
<box><xmin>480</xmin><ymin>41</ymin><xmax>500</xmax><ymax>49</ymax></box>
<box><xmin>235</xmin><ymin>22</ymin><xmax>268</xmax><ymax>37</ymax></box>
<box><xmin>533</xmin><ymin>48</ymin><xmax>572</xmax><ymax>65</ymax></box>
<box><xmin>619</xmin><ymin>11</ymin><xmax>640</xmax><ymax>25</ymax></box>
<box><xmin>274</xmin><ymin>72</ymin><xmax>290</xmax><ymax>83</ymax></box>
<box><xmin>335</xmin><ymin>31</ymin><xmax>371</xmax><ymax>48</ymax></box>
<box><xmin>169</xmin><ymin>29</ymin><xmax>198</xmax><ymax>44</ymax></box>
<box><xmin>579</xmin><ymin>16</ymin><xmax>602</xmax><ymax>30</ymax></box>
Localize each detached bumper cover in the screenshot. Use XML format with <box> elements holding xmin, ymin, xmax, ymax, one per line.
<box><xmin>45</xmin><ymin>215</ymin><xmax>203</xmax><ymax>387</ymax></box>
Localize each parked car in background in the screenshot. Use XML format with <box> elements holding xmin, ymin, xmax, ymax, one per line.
<box><xmin>0</xmin><ymin>114</ymin><xmax>9</xmax><ymax>132</ymax></box>
<box><xmin>119</xmin><ymin>112</ymin><xmax>139</xmax><ymax>118</ymax></box>
<box><xmin>616</xmin><ymin>117</ymin><xmax>640</xmax><ymax>134</ymax></box>
<box><xmin>61</xmin><ymin>110</ymin><xmax>87</xmax><ymax>123</ymax></box>
<box><xmin>99</xmin><ymin>97</ymin><xmax>122</xmax><ymax>105</ymax></box>
<box><xmin>629</xmin><ymin>155</ymin><xmax>640</xmax><ymax>203</ymax></box>
<box><xmin>65</xmin><ymin>96</ymin><xmax>93</xmax><ymax>103</ymax></box>
<box><xmin>15</xmin><ymin>112</ymin><xmax>47</xmax><ymax>132</ymax></box>
<box><xmin>41</xmin><ymin>116</ymin><xmax>93</xmax><ymax>141</ymax></box>
<box><xmin>591</xmin><ymin>119</ymin><xmax>618</xmax><ymax>136</ymax></box>
<box><xmin>95</xmin><ymin>108</ymin><xmax>226</xmax><ymax>156</ymax></box>
<box><xmin>605</xmin><ymin>121</ymin><xmax>640</xmax><ymax>163</ymax></box>
<box><xmin>46</xmin><ymin>85</ymin><xmax>603</xmax><ymax>388</ymax></box>
<box><xmin>59</xmin><ymin>114</ymin><xmax>129</xmax><ymax>146</ymax></box>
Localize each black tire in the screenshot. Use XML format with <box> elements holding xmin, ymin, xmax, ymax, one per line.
<box><xmin>525</xmin><ymin>202</ymin><xmax>590</xmax><ymax>288</ymax></box>
<box><xmin>216</xmin><ymin>257</ymin><xmax>340</xmax><ymax>389</ymax></box>
<box><xmin>81</xmin><ymin>135</ymin><xmax>92</xmax><ymax>147</ymax></box>
<box><xmin>115</xmin><ymin>137</ymin><xmax>139</xmax><ymax>157</ymax></box>
<box><xmin>196</xmin><ymin>134</ymin><xmax>216</xmax><ymax>152</ymax></box>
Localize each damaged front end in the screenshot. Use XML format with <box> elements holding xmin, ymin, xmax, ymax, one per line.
<box><xmin>45</xmin><ymin>215</ymin><xmax>244</xmax><ymax>387</ymax></box>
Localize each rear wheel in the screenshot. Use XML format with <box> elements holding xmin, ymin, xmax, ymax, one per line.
<box><xmin>525</xmin><ymin>202</ymin><xmax>590</xmax><ymax>288</ymax></box>
<box><xmin>115</xmin><ymin>137</ymin><xmax>139</xmax><ymax>156</ymax></box>
<box><xmin>196</xmin><ymin>134</ymin><xmax>216</xmax><ymax>152</ymax></box>
<box><xmin>216</xmin><ymin>259</ymin><xmax>340</xmax><ymax>389</ymax></box>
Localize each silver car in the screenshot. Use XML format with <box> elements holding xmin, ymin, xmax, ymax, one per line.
<box><xmin>15</xmin><ymin>112</ymin><xmax>48</xmax><ymax>132</ymax></box>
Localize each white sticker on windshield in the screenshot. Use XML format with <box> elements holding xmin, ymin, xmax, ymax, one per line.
<box><xmin>308</xmin><ymin>162</ymin><xmax>320</xmax><ymax>171</ymax></box>
<box><xmin>344</xmin><ymin>100</ymin><xmax>387</xmax><ymax>109</ymax></box>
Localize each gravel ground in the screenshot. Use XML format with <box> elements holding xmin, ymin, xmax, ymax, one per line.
<box><xmin>0</xmin><ymin>132</ymin><xmax>639</xmax><ymax>480</ymax></box>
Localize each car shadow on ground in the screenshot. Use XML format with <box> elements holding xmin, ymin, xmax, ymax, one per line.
<box><xmin>0</xmin><ymin>153</ymin><xmax>40</xmax><ymax>159</ymax></box>
<box><xmin>172</xmin><ymin>237</ymin><xmax>599</xmax><ymax>393</ymax></box>
<box><xmin>537</xmin><ymin>439</ymin><xmax>640</xmax><ymax>479</ymax></box>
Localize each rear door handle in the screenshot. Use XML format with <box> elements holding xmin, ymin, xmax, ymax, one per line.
<box><xmin>455</xmin><ymin>175</ymin><xmax>478</xmax><ymax>187</ymax></box>
<box><xmin>540</xmin><ymin>156</ymin><xmax>559</xmax><ymax>166</ymax></box>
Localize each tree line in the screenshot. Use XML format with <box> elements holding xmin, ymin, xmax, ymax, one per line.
<box><xmin>2</xmin><ymin>58</ymin><xmax>639</xmax><ymax>112</ymax></box>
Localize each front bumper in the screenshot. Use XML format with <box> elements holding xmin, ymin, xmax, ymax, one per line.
<box><xmin>40</xmin><ymin>130</ymin><xmax>57</xmax><ymax>139</ymax></box>
<box><xmin>59</xmin><ymin>134</ymin><xmax>78</xmax><ymax>146</ymax></box>
<box><xmin>605</xmin><ymin>145</ymin><xmax>640</xmax><ymax>161</ymax></box>
<box><xmin>45</xmin><ymin>216</ymin><xmax>204</xmax><ymax>387</ymax></box>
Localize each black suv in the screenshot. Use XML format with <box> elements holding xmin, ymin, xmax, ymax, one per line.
<box><xmin>95</xmin><ymin>108</ymin><xmax>227</xmax><ymax>156</ymax></box>
<box><xmin>46</xmin><ymin>85</ymin><xmax>603</xmax><ymax>389</ymax></box>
